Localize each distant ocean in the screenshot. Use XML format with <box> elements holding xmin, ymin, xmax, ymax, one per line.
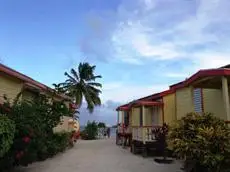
<box><xmin>80</xmin><ymin>126</ymin><xmax>116</xmax><ymax>137</ymax></box>
<box><xmin>80</xmin><ymin>126</ymin><xmax>85</xmax><ymax>131</ymax></box>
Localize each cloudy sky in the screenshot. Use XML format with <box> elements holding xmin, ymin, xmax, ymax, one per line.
<box><xmin>1</xmin><ymin>0</ymin><xmax>230</xmax><ymax>125</ymax></box>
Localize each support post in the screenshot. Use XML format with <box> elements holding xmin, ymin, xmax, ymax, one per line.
<box><xmin>117</xmin><ymin>111</ymin><xmax>119</xmax><ymax>126</ymax></box>
<box><xmin>121</xmin><ymin>111</ymin><xmax>124</xmax><ymax>125</ymax></box>
<box><xmin>142</xmin><ymin>105</ymin><xmax>146</xmax><ymax>144</ymax></box>
<box><xmin>161</xmin><ymin>105</ymin><xmax>164</xmax><ymax>124</ymax></box>
<box><xmin>222</xmin><ymin>76</ymin><xmax>230</xmax><ymax>121</ymax></box>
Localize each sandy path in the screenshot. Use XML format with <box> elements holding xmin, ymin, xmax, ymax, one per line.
<box><xmin>15</xmin><ymin>138</ymin><xmax>182</xmax><ymax>172</ymax></box>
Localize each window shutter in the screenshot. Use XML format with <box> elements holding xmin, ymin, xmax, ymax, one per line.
<box><xmin>194</xmin><ymin>88</ymin><xmax>202</xmax><ymax>113</ymax></box>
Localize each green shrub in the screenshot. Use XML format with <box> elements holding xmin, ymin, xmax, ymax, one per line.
<box><xmin>80</xmin><ymin>130</ymin><xmax>89</xmax><ymax>140</ymax></box>
<box><xmin>0</xmin><ymin>115</ymin><xmax>15</xmax><ymax>171</ymax></box>
<box><xmin>0</xmin><ymin>150</ymin><xmax>15</xmax><ymax>171</ymax></box>
<box><xmin>0</xmin><ymin>94</ymin><xmax>72</xmax><ymax>170</ymax></box>
<box><xmin>98</xmin><ymin>122</ymin><xmax>106</xmax><ymax>128</ymax></box>
<box><xmin>168</xmin><ymin>112</ymin><xmax>230</xmax><ymax>172</ymax></box>
<box><xmin>152</xmin><ymin>123</ymin><xmax>169</xmax><ymax>158</ymax></box>
<box><xmin>0</xmin><ymin>115</ymin><xmax>15</xmax><ymax>158</ymax></box>
<box><xmin>47</xmin><ymin>132</ymin><xmax>72</xmax><ymax>155</ymax></box>
<box><xmin>81</xmin><ymin>121</ymin><xmax>98</xmax><ymax>140</ymax></box>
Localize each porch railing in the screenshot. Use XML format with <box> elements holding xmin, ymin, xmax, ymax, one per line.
<box><xmin>132</xmin><ymin>125</ymin><xmax>161</xmax><ymax>142</ymax></box>
<box><xmin>117</xmin><ymin>125</ymin><xmax>132</xmax><ymax>134</ymax></box>
<box><xmin>132</xmin><ymin>127</ymin><xmax>143</xmax><ymax>141</ymax></box>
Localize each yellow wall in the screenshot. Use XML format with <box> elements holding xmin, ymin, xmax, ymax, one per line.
<box><xmin>118</xmin><ymin>111</ymin><xmax>123</xmax><ymax>123</ymax></box>
<box><xmin>159</xmin><ymin>107</ymin><xmax>163</xmax><ymax>125</ymax></box>
<box><xmin>203</xmin><ymin>89</ymin><xmax>226</xmax><ymax>120</ymax></box>
<box><xmin>129</xmin><ymin>110</ymin><xmax>132</xmax><ymax>125</ymax></box>
<box><xmin>0</xmin><ymin>73</ymin><xmax>23</xmax><ymax>103</ymax></box>
<box><xmin>53</xmin><ymin>116</ymin><xmax>72</xmax><ymax>133</ymax></box>
<box><xmin>152</xmin><ymin>106</ymin><xmax>163</xmax><ymax>125</ymax></box>
<box><xmin>131</xmin><ymin>107</ymin><xmax>140</xmax><ymax>126</ymax></box>
<box><xmin>131</xmin><ymin>106</ymin><xmax>163</xmax><ymax>127</ymax></box>
<box><xmin>145</xmin><ymin>107</ymin><xmax>153</xmax><ymax>126</ymax></box>
<box><xmin>163</xmin><ymin>93</ymin><xmax>176</xmax><ymax>124</ymax></box>
<box><xmin>0</xmin><ymin>72</ymin><xmax>72</xmax><ymax>132</ymax></box>
<box><xmin>176</xmin><ymin>87</ymin><xmax>194</xmax><ymax>119</ymax></box>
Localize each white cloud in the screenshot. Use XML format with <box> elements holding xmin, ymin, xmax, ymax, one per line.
<box><xmin>110</xmin><ymin>0</ymin><xmax>230</xmax><ymax>69</ymax></box>
<box><xmin>76</xmin><ymin>0</ymin><xmax>230</xmax><ymax>125</ymax></box>
<box><xmin>80</xmin><ymin>0</ymin><xmax>230</xmax><ymax>67</ymax></box>
<box><xmin>142</xmin><ymin>0</ymin><xmax>156</xmax><ymax>10</ymax></box>
<box><xmin>101</xmin><ymin>81</ymin><xmax>168</xmax><ymax>103</ymax></box>
<box><xmin>193</xmin><ymin>52</ymin><xmax>230</xmax><ymax>70</ymax></box>
<box><xmin>79</xmin><ymin>0</ymin><xmax>230</xmax><ymax>98</ymax></box>
<box><xmin>102</xmin><ymin>82</ymin><xmax>123</xmax><ymax>90</ymax></box>
<box><xmin>79</xmin><ymin>100</ymin><xmax>120</xmax><ymax>125</ymax></box>
<box><xmin>165</xmin><ymin>73</ymin><xmax>187</xmax><ymax>78</ymax></box>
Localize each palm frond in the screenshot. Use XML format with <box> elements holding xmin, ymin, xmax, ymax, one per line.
<box><xmin>87</xmin><ymin>85</ymin><xmax>102</xmax><ymax>94</ymax></box>
<box><xmin>70</xmin><ymin>68</ymin><xmax>79</xmax><ymax>82</ymax></box>
<box><xmin>82</xmin><ymin>87</ymin><xmax>95</xmax><ymax>113</ymax></box>
<box><xmin>92</xmin><ymin>75</ymin><xmax>102</xmax><ymax>79</ymax></box>
<box><xmin>64</xmin><ymin>72</ymin><xmax>77</xmax><ymax>83</ymax></box>
<box><xmin>87</xmin><ymin>82</ymin><xmax>102</xmax><ymax>88</ymax></box>
<box><xmin>61</xmin><ymin>62</ymin><xmax>102</xmax><ymax>113</ymax></box>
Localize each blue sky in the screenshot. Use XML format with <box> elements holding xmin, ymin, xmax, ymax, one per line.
<box><xmin>1</xmin><ymin>0</ymin><xmax>230</xmax><ymax>125</ymax></box>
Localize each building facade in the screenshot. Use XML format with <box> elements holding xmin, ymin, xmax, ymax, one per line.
<box><xmin>0</xmin><ymin>63</ymin><xmax>74</xmax><ymax>132</ymax></box>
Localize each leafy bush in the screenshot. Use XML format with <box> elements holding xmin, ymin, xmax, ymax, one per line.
<box><xmin>98</xmin><ymin>122</ymin><xmax>106</xmax><ymax>128</ymax></box>
<box><xmin>47</xmin><ymin>132</ymin><xmax>72</xmax><ymax>156</ymax></box>
<box><xmin>0</xmin><ymin>115</ymin><xmax>15</xmax><ymax>158</ymax></box>
<box><xmin>152</xmin><ymin>123</ymin><xmax>169</xmax><ymax>158</ymax></box>
<box><xmin>168</xmin><ymin>112</ymin><xmax>230</xmax><ymax>172</ymax></box>
<box><xmin>81</xmin><ymin>121</ymin><xmax>98</xmax><ymax>140</ymax></box>
<box><xmin>0</xmin><ymin>94</ymin><xmax>72</xmax><ymax>170</ymax></box>
<box><xmin>80</xmin><ymin>130</ymin><xmax>88</xmax><ymax>140</ymax></box>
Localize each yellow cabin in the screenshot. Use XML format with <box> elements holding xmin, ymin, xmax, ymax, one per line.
<box><xmin>0</xmin><ymin>63</ymin><xmax>74</xmax><ymax>132</ymax></box>
<box><xmin>116</xmin><ymin>66</ymin><xmax>230</xmax><ymax>155</ymax></box>
<box><xmin>116</xmin><ymin>89</ymin><xmax>177</xmax><ymax>154</ymax></box>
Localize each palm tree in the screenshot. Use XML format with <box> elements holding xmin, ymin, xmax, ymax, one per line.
<box><xmin>98</xmin><ymin>122</ymin><xmax>106</xmax><ymax>128</ymax></box>
<box><xmin>55</xmin><ymin>62</ymin><xmax>102</xmax><ymax>113</ymax></box>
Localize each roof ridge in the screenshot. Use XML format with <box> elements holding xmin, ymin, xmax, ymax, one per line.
<box><xmin>0</xmin><ymin>63</ymin><xmax>71</xmax><ymax>100</ymax></box>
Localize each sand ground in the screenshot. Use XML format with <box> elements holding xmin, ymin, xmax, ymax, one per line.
<box><xmin>15</xmin><ymin>138</ymin><xmax>182</xmax><ymax>172</ymax></box>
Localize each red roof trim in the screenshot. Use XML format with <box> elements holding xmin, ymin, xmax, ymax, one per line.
<box><xmin>139</xmin><ymin>89</ymin><xmax>175</xmax><ymax>101</ymax></box>
<box><xmin>186</xmin><ymin>69</ymin><xmax>230</xmax><ymax>84</ymax></box>
<box><xmin>169</xmin><ymin>81</ymin><xmax>184</xmax><ymax>88</ymax></box>
<box><xmin>23</xmin><ymin>82</ymin><xmax>41</xmax><ymax>92</ymax></box>
<box><xmin>169</xmin><ymin>81</ymin><xmax>185</xmax><ymax>90</ymax></box>
<box><xmin>116</xmin><ymin>68</ymin><xmax>230</xmax><ymax>112</ymax></box>
<box><xmin>119</xmin><ymin>106</ymin><xmax>130</xmax><ymax>111</ymax></box>
<box><xmin>130</xmin><ymin>101</ymin><xmax>163</xmax><ymax>107</ymax></box>
<box><xmin>170</xmin><ymin>69</ymin><xmax>230</xmax><ymax>90</ymax></box>
<box><xmin>0</xmin><ymin>64</ymin><xmax>48</xmax><ymax>89</ymax></box>
<box><xmin>0</xmin><ymin>63</ymin><xmax>71</xmax><ymax>100</ymax></box>
<box><xmin>116</xmin><ymin>104</ymin><xmax>130</xmax><ymax>111</ymax></box>
<box><xmin>158</xmin><ymin>89</ymin><xmax>175</xmax><ymax>97</ymax></box>
<box><xmin>116</xmin><ymin>89</ymin><xmax>175</xmax><ymax>111</ymax></box>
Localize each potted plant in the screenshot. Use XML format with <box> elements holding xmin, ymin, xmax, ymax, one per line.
<box><xmin>153</xmin><ymin>123</ymin><xmax>173</xmax><ymax>164</ymax></box>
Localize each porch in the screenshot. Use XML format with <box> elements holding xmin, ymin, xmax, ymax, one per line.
<box><xmin>116</xmin><ymin>105</ymin><xmax>132</xmax><ymax>136</ymax></box>
<box><xmin>130</xmin><ymin>101</ymin><xmax>163</xmax><ymax>143</ymax></box>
